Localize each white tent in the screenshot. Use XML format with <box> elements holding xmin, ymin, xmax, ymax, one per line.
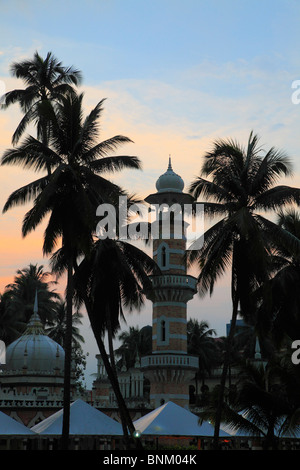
<box><xmin>31</xmin><ymin>399</ymin><xmax>123</xmax><ymax>436</ymax></box>
<box><xmin>133</xmin><ymin>401</ymin><xmax>230</xmax><ymax>437</ymax></box>
<box><xmin>0</xmin><ymin>410</ymin><xmax>35</xmax><ymax>436</ymax></box>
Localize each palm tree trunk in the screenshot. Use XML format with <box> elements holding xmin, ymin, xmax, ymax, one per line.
<box><xmin>213</xmin><ymin>285</ymin><xmax>239</xmax><ymax>450</ymax></box>
<box><xmin>104</xmin><ymin>305</ymin><xmax>132</xmax><ymax>445</ymax></box>
<box><xmin>41</xmin><ymin>121</ymin><xmax>52</xmax><ymax>177</ymax></box>
<box><xmin>105</xmin><ymin>304</ymin><xmax>118</xmax><ymax>377</ymax></box>
<box><xmin>92</xmin><ymin>323</ymin><xmax>144</xmax><ymax>449</ymax></box>
<box><xmin>61</xmin><ymin>259</ymin><xmax>74</xmax><ymax>450</ymax></box>
<box><xmin>96</xmin><ymin>334</ymin><xmax>130</xmax><ymax>439</ymax></box>
<box><xmin>264</xmin><ymin>417</ymin><xmax>278</xmax><ymax>450</ymax></box>
<box><xmin>81</xmin><ymin>293</ymin><xmax>143</xmax><ymax>449</ymax></box>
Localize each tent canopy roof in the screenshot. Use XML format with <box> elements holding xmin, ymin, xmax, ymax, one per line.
<box><xmin>31</xmin><ymin>399</ymin><xmax>123</xmax><ymax>436</ymax></box>
<box><xmin>0</xmin><ymin>411</ymin><xmax>35</xmax><ymax>435</ymax></box>
<box><xmin>133</xmin><ymin>401</ymin><xmax>230</xmax><ymax>437</ymax></box>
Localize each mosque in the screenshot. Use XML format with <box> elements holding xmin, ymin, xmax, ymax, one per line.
<box><xmin>0</xmin><ymin>292</ymin><xmax>81</xmax><ymax>426</ymax></box>
<box><xmin>92</xmin><ymin>158</ymin><xmax>200</xmax><ymax>417</ymax></box>
<box><xmin>0</xmin><ymin>160</ymin><xmax>223</xmax><ymax>426</ymax></box>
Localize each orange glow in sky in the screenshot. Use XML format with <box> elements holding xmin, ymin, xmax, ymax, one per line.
<box><xmin>1</xmin><ymin>0</ymin><xmax>300</xmax><ymax>386</ymax></box>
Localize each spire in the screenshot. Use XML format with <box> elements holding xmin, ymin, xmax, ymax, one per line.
<box><xmin>134</xmin><ymin>349</ymin><xmax>141</xmax><ymax>368</ymax></box>
<box><xmin>121</xmin><ymin>354</ymin><xmax>127</xmax><ymax>372</ymax></box>
<box><xmin>253</xmin><ymin>335</ymin><xmax>267</xmax><ymax>370</ymax></box>
<box><xmin>23</xmin><ymin>344</ymin><xmax>28</xmax><ymax>370</ymax></box>
<box><xmin>168</xmin><ymin>155</ymin><xmax>172</xmax><ymax>170</ymax></box>
<box><xmin>23</xmin><ymin>290</ymin><xmax>44</xmax><ymax>335</ymax></box>
<box><xmin>254</xmin><ymin>337</ymin><xmax>261</xmax><ymax>360</ymax></box>
<box><xmin>34</xmin><ymin>289</ymin><xmax>38</xmax><ymax>314</ymax></box>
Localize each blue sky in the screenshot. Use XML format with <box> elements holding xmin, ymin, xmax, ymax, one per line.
<box><xmin>1</xmin><ymin>0</ymin><xmax>300</xmax><ymax>386</ymax></box>
<box><xmin>1</xmin><ymin>0</ymin><xmax>299</xmax><ymax>78</ymax></box>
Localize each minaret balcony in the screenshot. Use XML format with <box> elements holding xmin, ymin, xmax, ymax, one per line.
<box><xmin>150</xmin><ymin>274</ymin><xmax>197</xmax><ymax>290</ymax></box>
<box><xmin>146</xmin><ymin>274</ymin><xmax>197</xmax><ymax>302</ymax></box>
<box><xmin>141</xmin><ymin>353</ymin><xmax>199</xmax><ymax>370</ymax></box>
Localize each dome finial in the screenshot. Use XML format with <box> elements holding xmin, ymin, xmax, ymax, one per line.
<box><xmin>34</xmin><ymin>289</ymin><xmax>38</xmax><ymax>314</ymax></box>
<box><xmin>155</xmin><ymin>156</ymin><xmax>184</xmax><ymax>193</ymax></box>
<box><xmin>23</xmin><ymin>290</ymin><xmax>44</xmax><ymax>335</ymax></box>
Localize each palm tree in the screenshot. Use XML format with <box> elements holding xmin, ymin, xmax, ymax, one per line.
<box><xmin>115</xmin><ymin>325</ymin><xmax>152</xmax><ymax>370</ymax></box>
<box><xmin>230</xmin><ymin>320</ymin><xmax>275</xmax><ymax>364</ymax></box>
<box><xmin>45</xmin><ymin>299</ymin><xmax>86</xmax><ymax>392</ymax></box>
<box><xmin>263</xmin><ymin>208</ymin><xmax>300</xmax><ymax>345</ymax></box>
<box><xmin>187</xmin><ymin>319</ymin><xmax>219</xmax><ymax>393</ymax></box>
<box><xmin>1</xmin><ymin>90</ymin><xmax>141</xmax><ymax>449</ymax></box>
<box><xmin>45</xmin><ymin>299</ymin><xmax>84</xmax><ymax>348</ymax></box>
<box><xmin>201</xmin><ymin>357</ymin><xmax>300</xmax><ymax>450</ymax></box>
<box><xmin>187</xmin><ymin>131</ymin><xmax>300</xmax><ymax>448</ymax></box>
<box><xmin>0</xmin><ymin>291</ymin><xmax>25</xmax><ymax>344</ymax></box>
<box><xmin>0</xmin><ymin>50</ymin><xmax>81</xmax><ymax>169</ymax></box>
<box><xmin>72</xmin><ymin>237</ymin><xmax>159</xmax><ymax>447</ymax></box>
<box><xmin>4</xmin><ymin>264</ymin><xmax>60</xmax><ymax>325</ymax></box>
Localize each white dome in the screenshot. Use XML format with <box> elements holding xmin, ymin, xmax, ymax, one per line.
<box><xmin>6</xmin><ymin>307</ymin><xmax>64</xmax><ymax>373</ymax></box>
<box><xmin>155</xmin><ymin>158</ymin><xmax>184</xmax><ymax>193</ymax></box>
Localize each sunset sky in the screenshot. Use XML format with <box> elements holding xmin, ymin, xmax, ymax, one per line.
<box><xmin>1</xmin><ymin>0</ymin><xmax>300</xmax><ymax>386</ymax></box>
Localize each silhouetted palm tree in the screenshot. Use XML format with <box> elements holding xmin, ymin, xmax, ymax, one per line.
<box><xmin>1</xmin><ymin>90</ymin><xmax>141</xmax><ymax>449</ymax></box>
<box><xmin>115</xmin><ymin>325</ymin><xmax>152</xmax><ymax>369</ymax></box>
<box><xmin>4</xmin><ymin>264</ymin><xmax>60</xmax><ymax>325</ymax></box>
<box><xmin>0</xmin><ymin>50</ymin><xmax>81</xmax><ymax>167</ymax></box>
<box><xmin>45</xmin><ymin>299</ymin><xmax>84</xmax><ymax>348</ymax></box>
<box><xmin>263</xmin><ymin>208</ymin><xmax>300</xmax><ymax>345</ymax></box>
<box><xmin>0</xmin><ymin>291</ymin><xmax>25</xmax><ymax>344</ymax></box>
<box><xmin>73</xmin><ymin>237</ymin><xmax>159</xmax><ymax>446</ymax></box>
<box><xmin>187</xmin><ymin>131</ymin><xmax>300</xmax><ymax>448</ymax></box>
<box><xmin>187</xmin><ymin>319</ymin><xmax>219</xmax><ymax>391</ymax></box>
<box><xmin>201</xmin><ymin>357</ymin><xmax>300</xmax><ymax>450</ymax></box>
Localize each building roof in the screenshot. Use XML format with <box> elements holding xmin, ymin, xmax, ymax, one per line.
<box><xmin>5</xmin><ymin>292</ymin><xmax>65</xmax><ymax>373</ymax></box>
<box><xmin>31</xmin><ymin>399</ymin><xmax>123</xmax><ymax>436</ymax></box>
<box><xmin>133</xmin><ymin>401</ymin><xmax>230</xmax><ymax>437</ymax></box>
<box><xmin>155</xmin><ymin>158</ymin><xmax>184</xmax><ymax>193</ymax></box>
<box><xmin>0</xmin><ymin>411</ymin><xmax>35</xmax><ymax>435</ymax></box>
<box><xmin>145</xmin><ymin>158</ymin><xmax>194</xmax><ymax>205</ymax></box>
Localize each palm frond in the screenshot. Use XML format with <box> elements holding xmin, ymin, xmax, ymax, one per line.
<box><xmin>87</xmin><ymin>155</ymin><xmax>141</xmax><ymax>173</ymax></box>
<box><xmin>21</xmin><ymin>165</ymin><xmax>65</xmax><ymax>236</ymax></box>
<box><xmin>257</xmin><ymin>214</ymin><xmax>300</xmax><ymax>259</ymax></box>
<box><xmin>251</xmin><ymin>148</ymin><xmax>292</xmax><ymax>194</ymax></box>
<box><xmin>2</xmin><ymin>175</ymin><xmax>49</xmax><ymax>213</ymax></box>
<box><xmin>83</xmin><ymin>136</ymin><xmax>134</xmax><ymax>162</ymax></box>
<box><xmin>2</xmin><ymin>135</ymin><xmax>61</xmax><ymax>171</ymax></box>
<box><xmin>189</xmin><ymin>176</ymin><xmax>232</xmax><ymax>202</ymax></box>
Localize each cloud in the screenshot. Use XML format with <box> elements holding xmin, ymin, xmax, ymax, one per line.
<box><xmin>1</xmin><ymin>45</ymin><xmax>300</xmax><ymax>344</ymax></box>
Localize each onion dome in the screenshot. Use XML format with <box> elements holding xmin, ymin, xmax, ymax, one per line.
<box><xmin>5</xmin><ymin>292</ymin><xmax>65</xmax><ymax>373</ymax></box>
<box><xmin>155</xmin><ymin>157</ymin><xmax>184</xmax><ymax>193</ymax></box>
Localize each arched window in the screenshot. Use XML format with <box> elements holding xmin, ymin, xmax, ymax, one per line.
<box><xmin>161</xmin><ymin>246</ymin><xmax>166</xmax><ymax>267</ymax></box>
<box><xmin>161</xmin><ymin>320</ymin><xmax>166</xmax><ymax>342</ymax></box>
<box><xmin>158</xmin><ymin>243</ymin><xmax>169</xmax><ymax>269</ymax></box>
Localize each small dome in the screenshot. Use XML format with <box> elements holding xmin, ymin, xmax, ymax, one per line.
<box><xmin>5</xmin><ymin>293</ymin><xmax>65</xmax><ymax>373</ymax></box>
<box><xmin>155</xmin><ymin>158</ymin><xmax>184</xmax><ymax>193</ymax></box>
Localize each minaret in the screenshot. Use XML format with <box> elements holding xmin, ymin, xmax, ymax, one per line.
<box><xmin>141</xmin><ymin>158</ymin><xmax>198</xmax><ymax>409</ymax></box>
